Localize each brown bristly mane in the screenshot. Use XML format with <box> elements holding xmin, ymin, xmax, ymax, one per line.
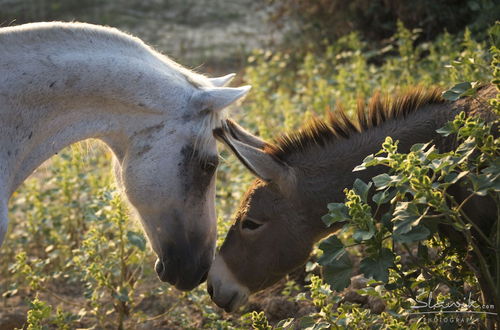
<box><xmin>264</xmin><ymin>86</ymin><xmax>445</xmax><ymax>160</ymax></box>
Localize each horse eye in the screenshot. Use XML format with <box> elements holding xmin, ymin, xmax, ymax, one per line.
<box><xmin>241</xmin><ymin>219</ymin><xmax>262</xmax><ymax>231</ymax></box>
<box><xmin>201</xmin><ymin>158</ymin><xmax>218</xmax><ymax>172</ymax></box>
<box><xmin>200</xmin><ymin>107</ymin><xmax>211</xmax><ymax>116</ymax></box>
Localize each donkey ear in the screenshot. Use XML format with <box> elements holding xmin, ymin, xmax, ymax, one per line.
<box><xmin>214</xmin><ymin>125</ymin><xmax>295</xmax><ymax>188</ymax></box>
<box><xmin>209</xmin><ymin>73</ymin><xmax>236</xmax><ymax>87</ymax></box>
<box><xmin>195</xmin><ymin>86</ymin><xmax>251</xmax><ymax>114</ymax></box>
<box><xmin>225</xmin><ymin>119</ymin><xmax>268</xmax><ymax>149</ymax></box>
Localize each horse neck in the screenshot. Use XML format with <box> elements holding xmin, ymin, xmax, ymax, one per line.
<box><xmin>289</xmin><ymin>102</ymin><xmax>456</xmax><ymax>241</ymax></box>
<box><xmin>0</xmin><ymin>36</ymin><xmax>190</xmax><ymax>198</ymax></box>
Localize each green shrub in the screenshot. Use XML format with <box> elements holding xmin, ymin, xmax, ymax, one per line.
<box><xmin>267</xmin><ymin>0</ymin><xmax>499</xmax><ymax>52</ymax></box>
<box><xmin>1</xmin><ymin>19</ymin><xmax>498</xmax><ymax>330</ymax></box>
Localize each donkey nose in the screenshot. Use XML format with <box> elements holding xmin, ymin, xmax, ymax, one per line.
<box><xmin>199</xmin><ymin>270</ymin><xmax>209</xmax><ymax>284</ymax></box>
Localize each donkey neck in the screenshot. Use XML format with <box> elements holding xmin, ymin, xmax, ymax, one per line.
<box><xmin>288</xmin><ymin>102</ymin><xmax>456</xmax><ymax>239</ymax></box>
<box><xmin>0</xmin><ymin>28</ymin><xmax>196</xmax><ymax>198</ymax></box>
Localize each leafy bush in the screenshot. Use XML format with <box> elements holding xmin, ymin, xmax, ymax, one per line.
<box><xmin>284</xmin><ymin>32</ymin><xmax>499</xmax><ymax>329</ymax></box>
<box><xmin>267</xmin><ymin>0</ymin><xmax>500</xmax><ymax>52</ymax></box>
<box><xmin>317</xmin><ymin>108</ymin><xmax>499</xmax><ymax>328</ymax></box>
<box><xmin>228</xmin><ymin>23</ymin><xmax>499</xmax><ymax>329</ymax></box>
<box><xmin>0</xmin><ymin>18</ymin><xmax>498</xmax><ymax>330</ymax></box>
<box><xmin>240</xmin><ymin>22</ymin><xmax>491</xmax><ymax>140</ymax></box>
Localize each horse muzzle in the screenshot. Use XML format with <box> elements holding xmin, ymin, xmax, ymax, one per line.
<box><xmin>154</xmin><ymin>247</ymin><xmax>212</xmax><ymax>291</ymax></box>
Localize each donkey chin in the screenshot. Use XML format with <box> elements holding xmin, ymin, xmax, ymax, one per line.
<box><xmin>206</xmin><ymin>256</ymin><xmax>250</xmax><ymax>312</ymax></box>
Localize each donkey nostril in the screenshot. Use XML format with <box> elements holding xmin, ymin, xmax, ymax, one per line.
<box><xmin>207</xmin><ymin>283</ymin><xmax>214</xmax><ymax>298</ymax></box>
<box><xmin>199</xmin><ymin>271</ymin><xmax>208</xmax><ymax>284</ymax></box>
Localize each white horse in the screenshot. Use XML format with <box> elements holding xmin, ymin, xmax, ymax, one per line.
<box><xmin>0</xmin><ymin>22</ymin><xmax>250</xmax><ymax>291</ymax></box>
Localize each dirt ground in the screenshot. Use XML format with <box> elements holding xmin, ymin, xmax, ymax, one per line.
<box><xmin>0</xmin><ymin>264</ymin><xmax>387</xmax><ymax>329</ymax></box>
<box><xmin>0</xmin><ymin>1</ymin><xmax>290</xmax><ymax>328</ymax></box>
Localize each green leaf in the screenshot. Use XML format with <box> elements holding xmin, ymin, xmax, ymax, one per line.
<box><xmin>410</xmin><ymin>142</ymin><xmax>430</xmax><ymax>152</ymax></box>
<box><xmin>353</xmin><ymin>154</ymin><xmax>387</xmax><ymax>171</ymax></box>
<box><xmin>353</xmin><ymin>155</ymin><xmax>373</xmax><ymax>172</ymax></box>
<box><xmin>352</xmin><ymin>223</ymin><xmax>376</xmax><ymax>242</ymax></box>
<box><xmin>372</xmin><ymin>190</ymin><xmax>390</xmax><ymax>205</ymax></box>
<box><xmin>322</xmin><ymin>203</ymin><xmax>350</xmax><ymax>227</ymax></box>
<box><xmin>312</xmin><ymin>322</ymin><xmax>331</xmax><ymax>329</ymax></box>
<box><xmin>442</xmin><ymin>91</ymin><xmax>460</xmax><ymax>101</ymax></box>
<box><xmin>436</xmin><ymin>122</ymin><xmax>453</xmax><ymax>137</ymax></box>
<box><xmin>298</xmin><ymin>316</ymin><xmax>316</xmax><ymax>329</ymax></box>
<box><xmin>442</xmin><ymin>82</ymin><xmax>473</xmax><ymax>101</ymax></box>
<box><xmin>359</xmin><ymin>248</ymin><xmax>394</xmax><ymax>283</ymax></box>
<box><xmin>275</xmin><ymin>318</ymin><xmax>294</xmax><ymax>329</ymax></box>
<box><xmin>381</xmin><ymin>211</ymin><xmax>393</xmax><ymax>230</ymax></box>
<box><xmin>469</xmin><ymin>173</ymin><xmax>499</xmax><ymax>196</ymax></box>
<box><xmin>444</xmin><ymin>171</ymin><xmax>469</xmax><ymax>184</ymax></box>
<box><xmin>127</xmin><ymin>231</ymin><xmax>146</xmax><ymax>251</ymax></box>
<box><xmin>322</xmin><ymin>253</ymin><xmax>353</xmax><ymax>291</ymax></box>
<box><xmin>453</xmin><ymin>81</ymin><xmax>473</xmax><ymax>93</ymax></box>
<box><xmin>353</xmin><ymin>164</ymin><xmax>366</xmax><ymax>172</ymax></box>
<box><xmin>352</xmin><ymin>179</ymin><xmax>372</xmax><ymax>203</ymax></box>
<box><xmin>318</xmin><ymin>236</ymin><xmax>345</xmax><ymax>266</ymax></box>
<box><xmin>372</xmin><ymin>173</ymin><xmax>395</xmax><ymax>189</ymax></box>
<box><xmin>393</xmin><ymin>225</ymin><xmax>430</xmax><ymax>243</ymax></box>
<box><xmin>393</xmin><ymin>202</ymin><xmax>421</xmax><ymax>234</ymax></box>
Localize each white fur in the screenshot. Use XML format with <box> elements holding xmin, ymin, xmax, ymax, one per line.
<box><xmin>209</xmin><ymin>73</ymin><xmax>236</xmax><ymax>87</ymax></box>
<box><xmin>0</xmin><ymin>22</ymin><xmax>250</xmax><ymax>287</ymax></box>
<box><xmin>0</xmin><ymin>202</ymin><xmax>7</xmax><ymax>250</ymax></box>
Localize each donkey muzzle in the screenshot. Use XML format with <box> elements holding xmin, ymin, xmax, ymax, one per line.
<box><xmin>206</xmin><ymin>255</ymin><xmax>250</xmax><ymax>312</ymax></box>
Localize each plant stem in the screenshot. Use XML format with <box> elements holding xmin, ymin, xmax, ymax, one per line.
<box><xmin>447</xmin><ymin>194</ymin><xmax>493</xmax><ymax>246</ymax></box>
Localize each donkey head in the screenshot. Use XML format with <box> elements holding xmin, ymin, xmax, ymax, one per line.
<box><xmin>207</xmin><ymin>120</ymin><xmax>324</xmax><ymax>311</ymax></box>
<box><xmin>114</xmin><ymin>74</ymin><xmax>250</xmax><ymax>291</ymax></box>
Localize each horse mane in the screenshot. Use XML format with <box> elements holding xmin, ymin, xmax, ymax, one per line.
<box><xmin>0</xmin><ymin>21</ymin><xmax>211</xmax><ymax>88</ymax></box>
<box><xmin>264</xmin><ymin>86</ymin><xmax>445</xmax><ymax>160</ymax></box>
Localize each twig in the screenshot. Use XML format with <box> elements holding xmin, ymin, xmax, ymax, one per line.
<box><xmin>42</xmin><ymin>287</ymin><xmax>84</xmax><ymax>308</ymax></box>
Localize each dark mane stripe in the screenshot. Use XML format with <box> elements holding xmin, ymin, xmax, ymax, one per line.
<box><xmin>264</xmin><ymin>86</ymin><xmax>444</xmax><ymax>159</ymax></box>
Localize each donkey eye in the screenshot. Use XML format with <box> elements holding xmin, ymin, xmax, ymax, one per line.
<box><xmin>241</xmin><ymin>219</ymin><xmax>262</xmax><ymax>231</ymax></box>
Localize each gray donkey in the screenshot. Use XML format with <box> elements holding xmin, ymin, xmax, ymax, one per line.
<box><xmin>208</xmin><ymin>85</ymin><xmax>497</xmax><ymax>312</ymax></box>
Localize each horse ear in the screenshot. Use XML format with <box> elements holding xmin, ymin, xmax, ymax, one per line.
<box><xmin>225</xmin><ymin>119</ymin><xmax>268</xmax><ymax>149</ymax></box>
<box><xmin>214</xmin><ymin>125</ymin><xmax>295</xmax><ymax>189</ymax></box>
<box><xmin>209</xmin><ymin>73</ymin><xmax>236</xmax><ymax>87</ymax></box>
<box><xmin>195</xmin><ymin>86</ymin><xmax>251</xmax><ymax>114</ymax></box>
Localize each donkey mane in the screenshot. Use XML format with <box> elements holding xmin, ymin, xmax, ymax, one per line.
<box><xmin>264</xmin><ymin>86</ymin><xmax>445</xmax><ymax>160</ymax></box>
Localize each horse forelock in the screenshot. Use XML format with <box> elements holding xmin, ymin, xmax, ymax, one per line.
<box><xmin>264</xmin><ymin>86</ymin><xmax>445</xmax><ymax>160</ymax></box>
<box><xmin>193</xmin><ymin>108</ymin><xmax>228</xmax><ymax>162</ymax></box>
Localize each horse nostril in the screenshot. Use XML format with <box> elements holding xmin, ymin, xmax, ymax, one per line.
<box><xmin>207</xmin><ymin>283</ymin><xmax>214</xmax><ymax>298</ymax></box>
<box><xmin>199</xmin><ymin>271</ymin><xmax>208</xmax><ymax>284</ymax></box>
<box><xmin>155</xmin><ymin>258</ymin><xmax>164</xmax><ymax>275</ymax></box>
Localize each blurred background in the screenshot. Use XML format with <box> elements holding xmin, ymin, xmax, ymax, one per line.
<box><xmin>1</xmin><ymin>0</ymin><xmax>278</xmax><ymax>73</ymax></box>
<box><xmin>1</xmin><ymin>0</ymin><xmax>497</xmax><ymax>73</ymax></box>
<box><xmin>0</xmin><ymin>1</ymin><xmax>499</xmax><ymax>329</ymax></box>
